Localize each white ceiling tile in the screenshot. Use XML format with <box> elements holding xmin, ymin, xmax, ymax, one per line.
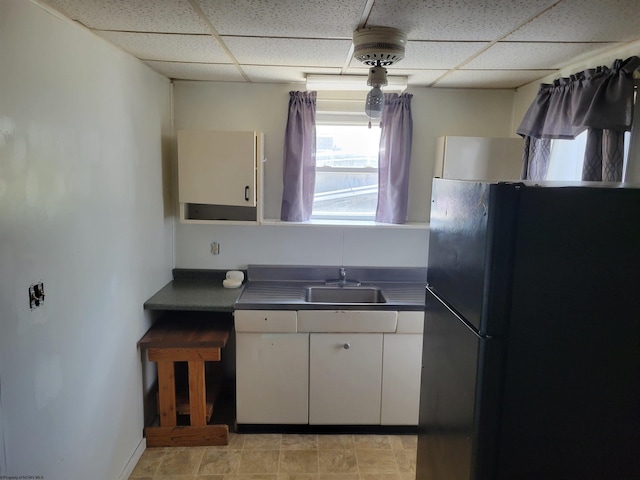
<box><xmin>224</xmin><ymin>37</ymin><xmax>352</xmax><ymax>66</ymax></box>
<box><xmin>465</xmin><ymin>42</ymin><xmax>614</xmax><ymax>69</ymax></box>
<box><xmin>38</xmin><ymin>0</ymin><xmax>640</xmax><ymax>88</ymax></box>
<box><xmin>242</xmin><ymin>66</ymin><xmax>342</xmax><ymax>84</ymax></box>
<box><xmin>508</xmin><ymin>0</ymin><xmax>640</xmax><ymax>42</ymax></box>
<box><xmin>367</xmin><ymin>0</ymin><xmax>559</xmax><ymax>40</ymax></box>
<box><xmin>339</xmin><ymin>66</ymin><xmax>447</xmax><ymax>87</ymax></box>
<box><xmin>195</xmin><ymin>0</ymin><xmax>363</xmax><ymax>37</ymax></box>
<box><xmin>403</xmin><ymin>41</ymin><xmax>490</xmax><ymax>69</ymax></box>
<box><xmin>42</xmin><ymin>0</ymin><xmax>210</xmax><ymax>34</ymax></box>
<box><xmin>396</xmin><ymin>70</ymin><xmax>450</xmax><ymax>87</ymax></box>
<box><xmin>433</xmin><ymin>69</ymin><xmax>558</xmax><ymax>89</ymax></box>
<box><xmin>97</xmin><ymin>32</ymin><xmax>231</xmax><ymax>63</ymax></box>
<box><xmin>144</xmin><ymin>61</ymin><xmax>246</xmax><ymax>81</ymax></box>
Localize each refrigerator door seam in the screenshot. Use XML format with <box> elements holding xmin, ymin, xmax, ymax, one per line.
<box><xmin>427</xmin><ymin>286</ymin><xmax>492</xmax><ymax>339</ymax></box>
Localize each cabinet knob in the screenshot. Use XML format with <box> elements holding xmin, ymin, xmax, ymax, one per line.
<box><xmin>343</xmin><ymin>343</ymin><xmax>350</xmax><ymax>350</ymax></box>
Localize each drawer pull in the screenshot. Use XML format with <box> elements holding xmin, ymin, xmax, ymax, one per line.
<box><xmin>343</xmin><ymin>343</ymin><xmax>350</xmax><ymax>350</ymax></box>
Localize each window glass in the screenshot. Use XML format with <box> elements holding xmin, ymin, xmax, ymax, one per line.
<box><xmin>547</xmin><ymin>131</ymin><xmax>588</xmax><ymax>181</ymax></box>
<box><xmin>547</xmin><ymin>130</ymin><xmax>631</xmax><ymax>181</ymax></box>
<box><xmin>313</xmin><ymin>125</ymin><xmax>381</xmax><ymax>220</ymax></box>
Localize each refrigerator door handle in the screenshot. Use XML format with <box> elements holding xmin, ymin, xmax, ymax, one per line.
<box><xmin>427</xmin><ymin>286</ymin><xmax>491</xmax><ymax>339</ymax></box>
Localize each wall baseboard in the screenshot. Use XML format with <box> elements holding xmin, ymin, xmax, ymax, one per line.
<box><xmin>118</xmin><ymin>437</ymin><xmax>146</xmax><ymax>480</ymax></box>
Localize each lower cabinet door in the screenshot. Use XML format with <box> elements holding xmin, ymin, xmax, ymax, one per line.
<box><xmin>381</xmin><ymin>333</ymin><xmax>423</xmax><ymax>425</ymax></box>
<box><xmin>309</xmin><ymin>333</ymin><xmax>383</xmax><ymax>425</ymax></box>
<box><xmin>236</xmin><ymin>333</ymin><xmax>309</xmax><ymax>424</ymax></box>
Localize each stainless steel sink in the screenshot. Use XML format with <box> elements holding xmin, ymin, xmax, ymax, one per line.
<box><xmin>304</xmin><ymin>286</ymin><xmax>387</xmax><ymax>304</ymax></box>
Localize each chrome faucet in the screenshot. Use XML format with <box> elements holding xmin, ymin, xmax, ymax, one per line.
<box><xmin>339</xmin><ymin>267</ymin><xmax>347</xmax><ymax>286</ymax></box>
<box><xmin>325</xmin><ymin>267</ymin><xmax>360</xmax><ymax>286</ymax></box>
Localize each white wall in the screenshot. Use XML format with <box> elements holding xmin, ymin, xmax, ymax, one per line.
<box><xmin>0</xmin><ymin>2</ymin><xmax>173</xmax><ymax>479</ymax></box>
<box><xmin>173</xmin><ymin>82</ymin><xmax>517</xmax><ymax>269</ymax></box>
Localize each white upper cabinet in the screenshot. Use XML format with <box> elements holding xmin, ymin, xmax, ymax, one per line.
<box><xmin>177</xmin><ymin>130</ymin><xmax>263</xmax><ymax>223</ymax></box>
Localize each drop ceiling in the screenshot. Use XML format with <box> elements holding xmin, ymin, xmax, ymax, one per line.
<box><xmin>40</xmin><ymin>0</ymin><xmax>640</xmax><ymax>89</ymax></box>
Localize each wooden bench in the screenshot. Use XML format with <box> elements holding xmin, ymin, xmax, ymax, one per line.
<box><xmin>138</xmin><ymin>316</ymin><xmax>230</xmax><ymax>447</ymax></box>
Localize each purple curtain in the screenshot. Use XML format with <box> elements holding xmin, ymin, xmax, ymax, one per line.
<box><xmin>521</xmin><ymin>136</ymin><xmax>551</xmax><ymax>180</ymax></box>
<box><xmin>376</xmin><ymin>93</ymin><xmax>413</xmax><ymax>224</ymax></box>
<box><xmin>517</xmin><ymin>56</ymin><xmax>639</xmax><ymax>181</ymax></box>
<box><xmin>582</xmin><ymin>129</ymin><xmax>626</xmax><ymax>181</ymax></box>
<box><xmin>281</xmin><ymin>91</ymin><xmax>317</xmax><ymax>221</ymax></box>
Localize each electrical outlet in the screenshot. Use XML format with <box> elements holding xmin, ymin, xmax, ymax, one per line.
<box><xmin>211</xmin><ymin>242</ymin><xmax>220</xmax><ymax>255</ymax></box>
<box><xmin>29</xmin><ymin>281</ymin><xmax>45</xmax><ymax>309</ymax></box>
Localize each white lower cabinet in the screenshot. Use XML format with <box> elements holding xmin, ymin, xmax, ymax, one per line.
<box><xmin>235</xmin><ymin>310</ymin><xmax>308</xmax><ymax>424</ymax></box>
<box><xmin>236</xmin><ymin>332</ymin><xmax>309</xmax><ymax>424</ymax></box>
<box><xmin>381</xmin><ymin>312</ymin><xmax>424</xmax><ymax>425</ymax></box>
<box><xmin>309</xmin><ymin>333</ymin><xmax>383</xmax><ymax>425</ymax></box>
<box><xmin>381</xmin><ymin>333</ymin><xmax>423</xmax><ymax>425</ymax></box>
<box><xmin>235</xmin><ymin>309</ymin><xmax>423</xmax><ymax>426</ymax></box>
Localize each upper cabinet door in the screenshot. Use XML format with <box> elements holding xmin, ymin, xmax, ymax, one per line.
<box><xmin>178</xmin><ymin>130</ymin><xmax>257</xmax><ymax>207</ymax></box>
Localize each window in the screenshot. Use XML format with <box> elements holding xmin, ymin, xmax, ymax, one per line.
<box><xmin>312</xmin><ymin>125</ymin><xmax>380</xmax><ymax>220</ymax></box>
<box><xmin>546</xmin><ymin>131</ymin><xmax>588</xmax><ymax>181</ymax></box>
<box><xmin>312</xmin><ymin>91</ymin><xmax>383</xmax><ymax>221</ymax></box>
<box><xmin>547</xmin><ymin>88</ymin><xmax>636</xmax><ymax>181</ymax></box>
<box><xmin>547</xmin><ymin>130</ymin><xmax>632</xmax><ymax>181</ymax></box>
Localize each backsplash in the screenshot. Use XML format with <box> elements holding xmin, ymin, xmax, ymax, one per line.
<box><xmin>174</xmin><ymin>223</ymin><xmax>430</xmax><ymax>270</ymax></box>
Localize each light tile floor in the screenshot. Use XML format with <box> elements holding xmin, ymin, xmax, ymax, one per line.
<box><xmin>129</xmin><ymin>433</ymin><xmax>417</xmax><ymax>479</ymax></box>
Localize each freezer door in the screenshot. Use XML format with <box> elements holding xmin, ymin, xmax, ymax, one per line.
<box><xmin>428</xmin><ymin>179</ymin><xmax>520</xmax><ymax>335</ymax></box>
<box><xmin>428</xmin><ymin>179</ymin><xmax>490</xmax><ymax>332</ymax></box>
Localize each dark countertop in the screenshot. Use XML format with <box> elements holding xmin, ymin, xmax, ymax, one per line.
<box><xmin>234</xmin><ymin>281</ymin><xmax>425</xmax><ymax>311</ymax></box>
<box><xmin>236</xmin><ymin>265</ymin><xmax>426</xmax><ymax>311</ymax></box>
<box><xmin>143</xmin><ymin>269</ymin><xmax>244</xmax><ymax>312</ymax></box>
<box><xmin>143</xmin><ymin>267</ymin><xmax>427</xmax><ymax>313</ymax></box>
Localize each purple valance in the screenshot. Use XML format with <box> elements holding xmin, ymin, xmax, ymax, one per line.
<box><xmin>518</xmin><ymin>56</ymin><xmax>640</xmax><ymax>140</ymax></box>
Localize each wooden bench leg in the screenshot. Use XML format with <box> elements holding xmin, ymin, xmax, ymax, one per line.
<box><xmin>157</xmin><ymin>360</ymin><xmax>177</xmax><ymax>427</ymax></box>
<box><xmin>188</xmin><ymin>360</ymin><xmax>207</xmax><ymax>426</ymax></box>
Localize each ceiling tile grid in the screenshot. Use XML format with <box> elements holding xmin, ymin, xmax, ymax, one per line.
<box><xmin>465</xmin><ymin>42</ymin><xmax>616</xmax><ymax>70</ymax></box>
<box><xmin>387</xmin><ymin>41</ymin><xmax>491</xmax><ymax>70</ymax></box>
<box><xmin>97</xmin><ymin>31</ymin><xmax>232</xmax><ymax>63</ymax></box>
<box><xmin>144</xmin><ymin>61</ymin><xmax>245</xmax><ymax>82</ymax></box>
<box><xmin>39</xmin><ymin>0</ymin><xmax>640</xmax><ymax>89</ymax></box>
<box><xmin>195</xmin><ymin>0</ymin><xmax>364</xmax><ymax>38</ymax></box>
<box><xmin>436</xmin><ymin>69</ymin><xmax>560</xmax><ymax>89</ymax></box>
<box><xmin>43</xmin><ymin>0</ymin><xmax>211</xmax><ymax>33</ymax></box>
<box><xmin>507</xmin><ymin>0</ymin><xmax>640</xmax><ymax>42</ymax></box>
<box><xmin>242</xmin><ymin>66</ymin><xmax>343</xmax><ymax>84</ymax></box>
<box><xmin>222</xmin><ymin>37</ymin><xmax>353</xmax><ymax>67</ymax></box>
<box><xmin>367</xmin><ymin>0</ymin><xmax>561</xmax><ymax>41</ymax></box>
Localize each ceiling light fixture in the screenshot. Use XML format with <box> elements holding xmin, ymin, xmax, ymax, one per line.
<box><xmin>352</xmin><ymin>26</ymin><xmax>407</xmax><ymax>127</ymax></box>
<box><xmin>305</xmin><ymin>74</ymin><xmax>407</xmax><ymax>92</ymax></box>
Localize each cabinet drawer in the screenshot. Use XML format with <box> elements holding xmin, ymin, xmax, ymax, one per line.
<box><xmin>297</xmin><ymin>310</ymin><xmax>397</xmax><ymax>333</ymax></box>
<box><xmin>234</xmin><ymin>310</ymin><xmax>297</xmax><ymax>332</ymax></box>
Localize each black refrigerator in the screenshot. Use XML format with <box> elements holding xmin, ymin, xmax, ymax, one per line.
<box><xmin>417</xmin><ymin>178</ymin><xmax>640</xmax><ymax>480</ymax></box>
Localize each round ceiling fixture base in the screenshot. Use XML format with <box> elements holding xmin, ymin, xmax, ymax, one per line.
<box><xmin>353</xmin><ymin>26</ymin><xmax>407</xmax><ymax>67</ymax></box>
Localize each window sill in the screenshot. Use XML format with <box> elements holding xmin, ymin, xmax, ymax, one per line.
<box><xmin>261</xmin><ymin>218</ymin><xmax>429</xmax><ymax>229</ymax></box>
